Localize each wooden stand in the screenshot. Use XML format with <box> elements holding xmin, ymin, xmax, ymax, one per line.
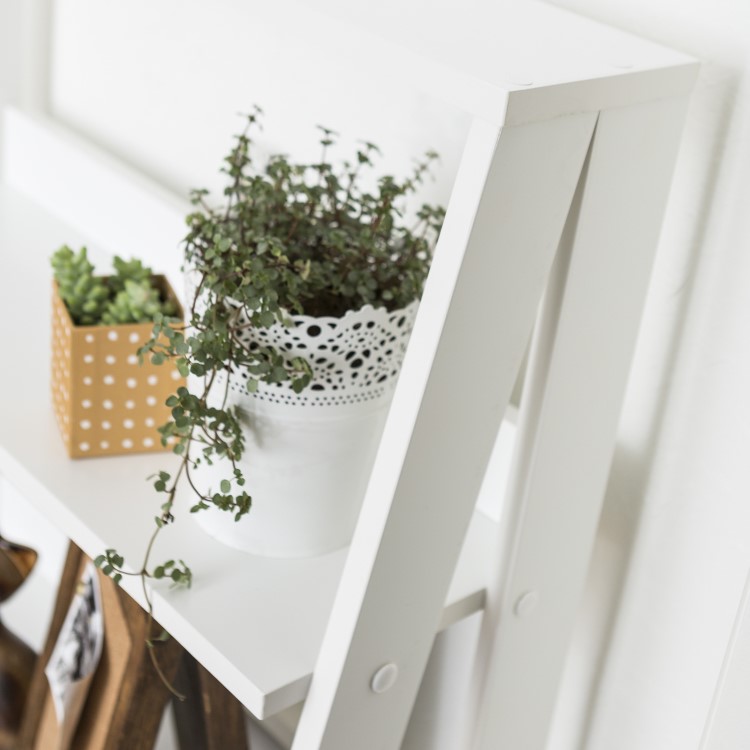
<box><xmin>18</xmin><ymin>543</ymin><xmax>248</xmax><ymax>750</ymax></box>
<box><xmin>172</xmin><ymin>654</ymin><xmax>249</xmax><ymax>750</ymax></box>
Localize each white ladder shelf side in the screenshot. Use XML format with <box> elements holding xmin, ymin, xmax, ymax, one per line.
<box><xmin>2</xmin><ymin>3</ymin><xmax>699</xmax><ymax>748</ymax></box>
<box><xmin>292</xmin><ymin>30</ymin><xmax>697</xmax><ymax>750</ymax></box>
<box><xmin>293</xmin><ymin>112</ymin><xmax>598</xmax><ymax>748</ymax></box>
<box><xmin>470</xmin><ymin>94</ymin><xmax>693</xmax><ymax>750</ymax></box>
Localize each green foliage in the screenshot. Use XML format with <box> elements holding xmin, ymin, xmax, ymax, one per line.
<box><xmin>94</xmin><ymin>549</ymin><xmax>124</xmax><ymax>585</ymax></box>
<box><xmin>137</xmin><ymin>109</ymin><xmax>445</xmax><ymax>529</ymax></box>
<box><xmin>51</xmin><ymin>245</ymin><xmax>110</xmax><ymax>325</ymax></box>
<box><xmin>152</xmin><ymin>559</ymin><xmax>193</xmax><ymax>588</ymax></box>
<box><xmin>184</xmin><ymin>108</ymin><xmax>444</xmax><ymax>319</ymax></box>
<box><xmin>109</xmin><ymin>256</ymin><xmax>153</xmax><ymax>292</ymax></box>
<box><xmin>101</xmin><ymin>279</ymin><xmax>175</xmax><ymax>325</ymax></box>
<box><xmin>95</xmin><ymin>111</ymin><xmax>444</xmax><ymax>699</ymax></box>
<box><xmin>51</xmin><ymin>245</ymin><xmax>176</xmax><ymax>326</ymax></box>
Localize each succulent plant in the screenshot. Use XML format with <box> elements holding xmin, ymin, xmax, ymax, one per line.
<box><xmin>51</xmin><ymin>245</ymin><xmax>110</xmax><ymax>325</ymax></box>
<box><xmin>51</xmin><ymin>245</ymin><xmax>176</xmax><ymax>326</ymax></box>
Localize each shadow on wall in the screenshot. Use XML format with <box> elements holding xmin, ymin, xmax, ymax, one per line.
<box><xmin>573</xmin><ymin>65</ymin><xmax>741</xmax><ymax>750</ymax></box>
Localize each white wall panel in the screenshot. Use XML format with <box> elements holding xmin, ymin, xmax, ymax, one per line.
<box><xmin>50</xmin><ymin>0</ymin><xmax>469</xmax><ymax>211</ymax></box>
<box><xmin>546</xmin><ymin>2</ymin><xmax>750</xmax><ymax>749</ymax></box>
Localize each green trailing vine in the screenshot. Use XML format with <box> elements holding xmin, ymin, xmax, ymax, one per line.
<box><xmin>88</xmin><ymin>109</ymin><xmax>445</xmax><ymax>697</ymax></box>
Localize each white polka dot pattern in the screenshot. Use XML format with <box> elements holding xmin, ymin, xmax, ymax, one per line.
<box><xmin>51</xmin><ymin>279</ymin><xmax>185</xmax><ymax>458</ymax></box>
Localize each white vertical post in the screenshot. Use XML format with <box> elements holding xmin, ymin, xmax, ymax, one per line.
<box><xmin>293</xmin><ymin>111</ymin><xmax>597</xmax><ymax>750</ymax></box>
<box><xmin>469</xmin><ymin>94</ymin><xmax>693</xmax><ymax>750</ymax></box>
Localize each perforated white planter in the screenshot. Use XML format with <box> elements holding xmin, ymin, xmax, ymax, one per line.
<box><xmin>193</xmin><ymin>300</ymin><xmax>418</xmax><ymax>557</ymax></box>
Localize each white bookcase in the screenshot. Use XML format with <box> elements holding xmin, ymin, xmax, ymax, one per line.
<box><xmin>0</xmin><ymin>2</ymin><xmax>697</xmax><ymax>748</ymax></box>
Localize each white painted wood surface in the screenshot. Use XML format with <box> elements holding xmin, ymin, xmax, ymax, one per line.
<box><xmin>469</xmin><ymin>94</ymin><xmax>694</xmax><ymax>750</ymax></box>
<box><xmin>293</xmin><ymin>112</ymin><xmax>598</xmax><ymax>749</ymax></box>
<box><xmin>306</xmin><ymin>0</ymin><xmax>696</xmax><ymax>125</ymax></box>
<box><xmin>1</xmin><ymin>1</ymin><xmax>699</xmax><ymax>746</ymax></box>
<box><xmin>49</xmin><ymin>0</ymin><xmax>696</xmax><ymax>136</ymax></box>
<box><xmin>0</xmin><ymin>180</ymin><xmax>512</xmax><ymax>720</ymax></box>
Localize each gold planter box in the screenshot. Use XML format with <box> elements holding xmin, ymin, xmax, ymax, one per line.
<box><xmin>50</xmin><ymin>277</ymin><xmax>184</xmax><ymax>458</ymax></box>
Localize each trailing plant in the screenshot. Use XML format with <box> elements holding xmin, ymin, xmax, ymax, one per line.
<box><xmin>52</xmin><ymin>244</ymin><xmax>186</xmax><ymax>693</ymax></box>
<box><xmin>51</xmin><ymin>245</ymin><xmax>176</xmax><ymax>325</ymax></box>
<box><xmin>148</xmin><ymin>108</ymin><xmax>442</xmax><ymax>517</ymax></box>
<box><xmin>93</xmin><ymin>109</ymin><xmax>445</xmax><ymax>697</ymax></box>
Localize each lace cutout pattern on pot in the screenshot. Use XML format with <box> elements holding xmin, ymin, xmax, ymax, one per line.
<box><xmin>230</xmin><ymin>300</ymin><xmax>419</xmax><ymax>407</ymax></box>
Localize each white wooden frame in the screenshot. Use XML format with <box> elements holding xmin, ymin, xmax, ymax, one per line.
<box><xmin>3</xmin><ymin>3</ymin><xmax>698</xmax><ymax>748</ymax></box>
<box><xmin>294</xmin><ymin>98</ymin><xmax>694</xmax><ymax>749</ymax></box>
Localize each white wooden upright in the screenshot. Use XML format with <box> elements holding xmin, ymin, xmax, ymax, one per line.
<box><xmin>0</xmin><ymin>1</ymin><xmax>698</xmax><ymax>749</ymax></box>
<box><xmin>288</xmin><ymin>2</ymin><xmax>698</xmax><ymax>749</ymax></box>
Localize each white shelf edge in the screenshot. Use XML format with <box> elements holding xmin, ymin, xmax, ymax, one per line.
<box><xmin>0</xmin><ymin>102</ymin><xmax>520</xmax><ymax>719</ymax></box>
<box><xmin>282</xmin><ymin>0</ymin><xmax>697</xmax><ymax>125</ymax></box>
<box><xmin>0</xmin><ymin>430</ymin><xmax>510</xmax><ymax>719</ymax></box>
<box><xmin>0</xmin><ymin>176</ymin><xmax>515</xmax><ymax>719</ymax></box>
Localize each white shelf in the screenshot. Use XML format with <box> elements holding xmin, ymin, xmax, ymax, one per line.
<box><xmin>0</xmin><ymin>183</ymin><xmax>512</xmax><ymax>719</ymax></box>
<box><xmin>0</xmin><ymin>1</ymin><xmax>699</xmax><ymax>744</ymax></box>
<box><xmin>255</xmin><ymin>0</ymin><xmax>697</xmax><ymax>125</ymax></box>
<box><xmin>308</xmin><ymin>0</ymin><xmax>691</xmax><ymax>86</ymax></box>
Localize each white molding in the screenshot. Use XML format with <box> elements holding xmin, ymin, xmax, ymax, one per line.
<box><xmin>294</xmin><ymin>110</ymin><xmax>598</xmax><ymax>750</ymax></box>
<box><xmin>2</xmin><ymin>107</ymin><xmax>188</xmax><ymax>287</ymax></box>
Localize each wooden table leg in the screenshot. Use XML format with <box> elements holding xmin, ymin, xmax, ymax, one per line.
<box><xmin>172</xmin><ymin>651</ymin><xmax>249</xmax><ymax>750</ymax></box>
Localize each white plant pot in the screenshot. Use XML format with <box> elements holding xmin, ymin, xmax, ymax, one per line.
<box><xmin>192</xmin><ymin>300</ymin><xmax>418</xmax><ymax>558</ymax></box>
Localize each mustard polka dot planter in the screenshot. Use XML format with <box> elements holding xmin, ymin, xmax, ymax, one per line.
<box><xmin>50</xmin><ymin>277</ymin><xmax>184</xmax><ymax>458</ymax></box>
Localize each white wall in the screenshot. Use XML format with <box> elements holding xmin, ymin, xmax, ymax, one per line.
<box><xmin>48</xmin><ymin>0</ymin><xmax>470</xmax><ymax>216</ymax></box>
<box><xmin>545</xmin><ymin>1</ymin><xmax>750</xmax><ymax>749</ymax></box>
<box><xmin>5</xmin><ymin>0</ymin><xmax>750</xmax><ymax>748</ymax></box>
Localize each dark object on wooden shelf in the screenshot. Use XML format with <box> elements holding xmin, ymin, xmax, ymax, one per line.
<box><xmin>18</xmin><ymin>542</ymin><xmax>249</xmax><ymax>750</ymax></box>
<box><xmin>0</xmin><ymin>534</ymin><xmax>38</xmax><ymax>750</ymax></box>
<box><xmin>172</xmin><ymin>652</ymin><xmax>249</xmax><ymax>750</ymax></box>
